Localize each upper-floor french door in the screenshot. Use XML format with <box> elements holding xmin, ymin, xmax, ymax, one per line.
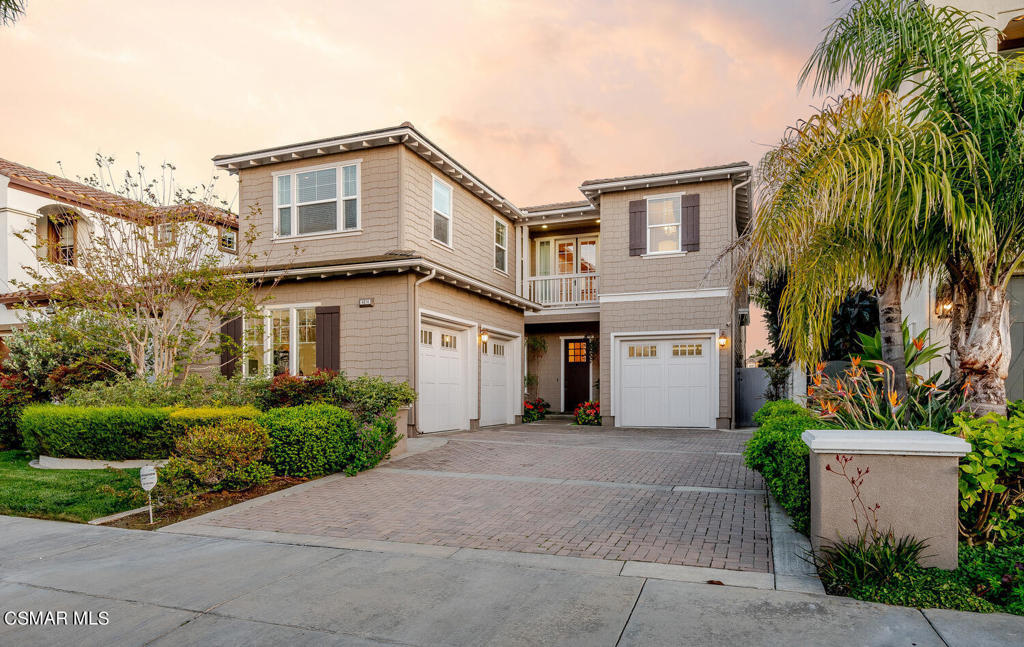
<box><xmin>534</xmin><ymin>236</ymin><xmax>598</xmax><ymax>304</ymax></box>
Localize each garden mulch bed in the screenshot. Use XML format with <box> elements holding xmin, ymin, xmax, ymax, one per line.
<box><xmin>102</xmin><ymin>476</ymin><xmax>308</xmax><ymax>531</ymax></box>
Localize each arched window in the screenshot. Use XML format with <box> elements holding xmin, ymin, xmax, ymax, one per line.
<box><xmin>37</xmin><ymin>205</ymin><xmax>80</xmax><ymax>266</ymax></box>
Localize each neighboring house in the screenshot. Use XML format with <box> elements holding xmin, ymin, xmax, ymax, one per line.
<box><xmin>0</xmin><ymin>158</ymin><xmax>238</xmax><ymax>357</ymax></box>
<box><xmin>214</xmin><ymin>123</ymin><xmax>751</xmax><ymax>431</ymax></box>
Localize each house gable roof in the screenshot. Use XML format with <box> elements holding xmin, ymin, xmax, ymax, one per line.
<box><xmin>212</xmin><ymin>122</ymin><xmax>523</xmax><ymax>220</ymax></box>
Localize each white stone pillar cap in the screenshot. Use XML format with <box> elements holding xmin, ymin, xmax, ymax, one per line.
<box><xmin>801</xmin><ymin>429</ymin><xmax>971</xmax><ymax>457</ymax></box>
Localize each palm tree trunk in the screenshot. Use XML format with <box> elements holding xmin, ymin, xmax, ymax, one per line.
<box><xmin>878</xmin><ymin>276</ymin><xmax>908</xmax><ymax>398</ymax></box>
<box><xmin>958</xmin><ymin>283</ymin><xmax>1010</xmax><ymax>416</ymax></box>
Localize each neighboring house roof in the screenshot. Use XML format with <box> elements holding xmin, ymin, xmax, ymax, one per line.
<box><xmin>0</xmin><ymin>157</ymin><xmax>238</xmax><ymax>229</ymax></box>
<box><xmin>212</xmin><ymin>122</ymin><xmax>523</xmax><ymax>220</ymax></box>
<box><xmin>0</xmin><ymin>289</ymin><xmax>48</xmax><ymax>306</ymax></box>
<box><xmin>579</xmin><ymin>162</ymin><xmax>751</xmax><ymax>188</ymax></box>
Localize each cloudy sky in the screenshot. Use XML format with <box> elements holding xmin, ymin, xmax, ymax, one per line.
<box><xmin>0</xmin><ymin>0</ymin><xmax>843</xmax><ymax>207</ymax></box>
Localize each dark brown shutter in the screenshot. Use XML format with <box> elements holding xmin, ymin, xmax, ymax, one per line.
<box><xmin>681</xmin><ymin>194</ymin><xmax>700</xmax><ymax>252</ymax></box>
<box><xmin>628</xmin><ymin>199</ymin><xmax>647</xmax><ymax>256</ymax></box>
<box><xmin>220</xmin><ymin>316</ymin><xmax>242</xmax><ymax>377</ymax></box>
<box><xmin>315</xmin><ymin>306</ymin><xmax>341</xmax><ymax>372</ymax></box>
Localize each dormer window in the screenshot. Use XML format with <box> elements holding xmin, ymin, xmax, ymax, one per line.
<box><xmin>274</xmin><ymin>162</ymin><xmax>360</xmax><ymax>238</ymax></box>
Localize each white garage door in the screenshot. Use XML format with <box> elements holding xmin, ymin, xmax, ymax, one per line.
<box><xmin>418</xmin><ymin>324</ymin><xmax>467</xmax><ymax>433</ymax></box>
<box><xmin>618</xmin><ymin>337</ymin><xmax>713</xmax><ymax>428</ymax></box>
<box><xmin>480</xmin><ymin>340</ymin><xmax>512</xmax><ymax>426</ymax></box>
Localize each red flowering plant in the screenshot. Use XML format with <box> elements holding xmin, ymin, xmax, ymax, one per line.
<box><xmin>574</xmin><ymin>400</ymin><xmax>601</xmax><ymax>426</ymax></box>
<box><xmin>522</xmin><ymin>397</ymin><xmax>551</xmax><ymax>423</ymax></box>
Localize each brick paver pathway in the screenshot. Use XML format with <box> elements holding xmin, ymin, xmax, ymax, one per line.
<box><xmin>204</xmin><ymin>422</ymin><xmax>772</xmax><ymax>572</ymax></box>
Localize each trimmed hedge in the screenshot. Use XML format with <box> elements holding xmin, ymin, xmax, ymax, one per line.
<box><xmin>20</xmin><ymin>405</ymin><xmax>172</xmax><ymax>460</ymax></box>
<box><xmin>258</xmin><ymin>404</ymin><xmax>366</xmax><ymax>478</ymax></box>
<box><xmin>744</xmin><ymin>400</ymin><xmax>821</xmax><ymax>535</ymax></box>
<box><xmin>166</xmin><ymin>406</ymin><xmax>261</xmax><ymax>436</ymax></box>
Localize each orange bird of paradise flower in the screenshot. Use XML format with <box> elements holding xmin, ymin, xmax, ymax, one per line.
<box><xmin>912</xmin><ymin>338</ymin><xmax>924</xmax><ymax>351</ymax></box>
<box><xmin>887</xmin><ymin>391</ymin><xmax>901</xmax><ymax>407</ymax></box>
<box><xmin>851</xmin><ymin>356</ymin><xmax>861</xmax><ymax>367</ymax></box>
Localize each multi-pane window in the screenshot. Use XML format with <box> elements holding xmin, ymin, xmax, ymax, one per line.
<box><xmin>492</xmin><ymin>343</ymin><xmax>505</xmax><ymax>357</ymax></box>
<box><xmin>155</xmin><ymin>222</ymin><xmax>175</xmax><ymax>246</ymax></box>
<box><xmin>275</xmin><ymin>164</ymin><xmax>359</xmax><ymax>237</ymax></box>
<box><xmin>627</xmin><ymin>344</ymin><xmax>657</xmax><ymax>358</ymax></box>
<box><xmin>672</xmin><ymin>343</ymin><xmax>703</xmax><ymax>357</ymax></box>
<box><xmin>50</xmin><ymin>220</ymin><xmax>75</xmax><ymax>265</ymax></box>
<box><xmin>219</xmin><ymin>227</ymin><xmax>237</xmax><ymax>253</ymax></box>
<box><xmin>432</xmin><ymin>177</ymin><xmax>453</xmax><ymax>246</ymax></box>
<box><xmin>441</xmin><ymin>333</ymin><xmax>457</xmax><ymax>349</ymax></box>
<box><xmin>494</xmin><ymin>218</ymin><xmax>508</xmax><ymax>272</ymax></box>
<box><xmin>420</xmin><ymin>329</ymin><xmax>433</xmax><ymax>345</ymax></box>
<box><xmin>568</xmin><ymin>341</ymin><xmax>588</xmax><ymax>363</ymax></box>
<box><xmin>245</xmin><ymin>306</ymin><xmax>317</xmax><ymax>377</ymax></box>
<box><xmin>647</xmin><ymin>196</ymin><xmax>681</xmax><ymax>253</ymax></box>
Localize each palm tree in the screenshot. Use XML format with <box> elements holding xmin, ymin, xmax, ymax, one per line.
<box><xmin>0</xmin><ymin>0</ymin><xmax>24</xmax><ymax>25</ymax></box>
<box><xmin>739</xmin><ymin>91</ymin><xmax>976</xmax><ymax>398</ymax></box>
<box><xmin>801</xmin><ymin>0</ymin><xmax>1024</xmax><ymax>415</ymax></box>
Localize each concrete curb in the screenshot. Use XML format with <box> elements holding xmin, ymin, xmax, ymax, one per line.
<box><xmin>768</xmin><ymin>494</ymin><xmax>825</xmax><ymax>594</ymax></box>
<box><xmin>88</xmin><ymin>506</ymin><xmax>152</xmax><ymax>525</ymax></box>
<box><xmin>32</xmin><ymin>455</ymin><xmax>168</xmax><ymax>470</ymax></box>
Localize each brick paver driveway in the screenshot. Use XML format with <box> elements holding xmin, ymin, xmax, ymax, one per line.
<box><xmin>196</xmin><ymin>421</ymin><xmax>772</xmax><ymax>572</ymax></box>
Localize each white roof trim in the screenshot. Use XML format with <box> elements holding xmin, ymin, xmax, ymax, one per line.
<box><xmin>579</xmin><ymin>165</ymin><xmax>752</xmax><ymax>194</ymax></box>
<box><xmin>214</xmin><ymin>126</ymin><xmax>524</xmax><ymax>220</ymax></box>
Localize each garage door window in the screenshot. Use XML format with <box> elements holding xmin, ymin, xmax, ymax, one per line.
<box><xmin>420</xmin><ymin>330</ymin><xmax>433</xmax><ymax>345</ymax></box>
<box><xmin>672</xmin><ymin>343</ymin><xmax>702</xmax><ymax>357</ymax></box>
<box><xmin>627</xmin><ymin>344</ymin><xmax>657</xmax><ymax>358</ymax></box>
<box><xmin>492</xmin><ymin>343</ymin><xmax>505</xmax><ymax>357</ymax></box>
<box><xmin>441</xmin><ymin>333</ymin><xmax>457</xmax><ymax>350</ymax></box>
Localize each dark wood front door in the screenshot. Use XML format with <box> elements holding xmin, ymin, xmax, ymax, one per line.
<box><xmin>564</xmin><ymin>338</ymin><xmax>591</xmax><ymax>413</ymax></box>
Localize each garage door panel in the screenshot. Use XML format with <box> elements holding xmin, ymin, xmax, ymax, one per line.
<box><xmin>618</xmin><ymin>337</ymin><xmax>713</xmax><ymax>428</ymax></box>
<box><xmin>481</xmin><ymin>341</ymin><xmax>512</xmax><ymax>426</ymax></box>
<box><xmin>418</xmin><ymin>324</ymin><xmax>466</xmax><ymax>433</ymax></box>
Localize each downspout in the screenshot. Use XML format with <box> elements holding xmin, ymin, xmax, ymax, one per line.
<box><xmin>410</xmin><ymin>269</ymin><xmax>437</xmax><ymax>433</ymax></box>
<box><xmin>729</xmin><ymin>175</ymin><xmax>752</xmax><ymax>429</ymax></box>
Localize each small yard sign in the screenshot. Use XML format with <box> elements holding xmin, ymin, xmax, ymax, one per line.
<box><xmin>140</xmin><ymin>465</ymin><xmax>158</xmax><ymax>524</ymax></box>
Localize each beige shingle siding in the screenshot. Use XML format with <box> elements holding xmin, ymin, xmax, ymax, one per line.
<box><xmin>598</xmin><ymin>297</ymin><xmax>734</xmax><ymax>425</ymax></box>
<box><xmin>254</xmin><ymin>275</ymin><xmax>412</xmax><ymax>382</ymax></box>
<box><xmin>237</xmin><ymin>147</ymin><xmax>402</xmax><ymax>267</ymax></box>
<box><xmin>401</xmin><ymin>149</ymin><xmax>516</xmax><ymax>293</ymax></box>
<box><xmin>597</xmin><ymin>179</ymin><xmax>733</xmax><ymax>295</ymax></box>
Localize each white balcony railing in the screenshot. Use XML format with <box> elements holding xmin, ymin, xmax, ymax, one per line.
<box><xmin>527</xmin><ymin>273</ymin><xmax>599</xmax><ymax>307</ymax></box>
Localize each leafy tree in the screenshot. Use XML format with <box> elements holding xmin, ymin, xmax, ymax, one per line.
<box><xmin>801</xmin><ymin>0</ymin><xmax>1024</xmax><ymax>414</ymax></box>
<box><xmin>0</xmin><ymin>0</ymin><xmax>24</xmax><ymax>26</ymax></box>
<box><xmin>13</xmin><ymin>157</ymin><xmax>277</xmax><ymax>383</ymax></box>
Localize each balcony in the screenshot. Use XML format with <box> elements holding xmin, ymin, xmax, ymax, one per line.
<box><xmin>527</xmin><ymin>272</ymin><xmax>599</xmax><ymax>307</ymax></box>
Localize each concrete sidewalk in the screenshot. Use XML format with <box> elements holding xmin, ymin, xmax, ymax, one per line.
<box><xmin>1</xmin><ymin>516</ymin><xmax>1022</xmax><ymax>646</ymax></box>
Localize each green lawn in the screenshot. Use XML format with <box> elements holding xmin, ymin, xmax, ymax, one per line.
<box><xmin>0</xmin><ymin>450</ymin><xmax>146</xmax><ymax>523</ymax></box>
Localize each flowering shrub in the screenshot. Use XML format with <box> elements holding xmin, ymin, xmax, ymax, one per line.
<box><xmin>574</xmin><ymin>401</ymin><xmax>601</xmax><ymax>426</ymax></box>
<box><xmin>522</xmin><ymin>398</ymin><xmax>550</xmax><ymax>423</ymax></box>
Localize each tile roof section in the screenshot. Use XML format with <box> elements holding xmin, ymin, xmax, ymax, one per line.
<box><xmin>0</xmin><ymin>157</ymin><xmax>237</xmax><ymax>228</ymax></box>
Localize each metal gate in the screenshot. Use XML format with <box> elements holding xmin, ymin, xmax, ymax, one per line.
<box><xmin>735</xmin><ymin>367</ymin><xmax>772</xmax><ymax>428</ymax></box>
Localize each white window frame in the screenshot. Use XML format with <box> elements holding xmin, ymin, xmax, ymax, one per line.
<box><xmin>645</xmin><ymin>192</ymin><xmax>684</xmax><ymax>255</ymax></box>
<box><xmin>242</xmin><ymin>303</ymin><xmax>320</xmax><ymax>377</ymax></box>
<box><xmin>155</xmin><ymin>222</ymin><xmax>176</xmax><ymax>246</ymax></box>
<box><xmin>218</xmin><ymin>226</ymin><xmax>238</xmax><ymax>254</ymax></box>
<box><xmin>532</xmin><ymin>234</ymin><xmax>600</xmax><ymax>275</ymax></box>
<box><xmin>431</xmin><ymin>175</ymin><xmax>454</xmax><ymax>248</ymax></box>
<box><xmin>494</xmin><ymin>216</ymin><xmax>509</xmax><ymax>274</ymax></box>
<box><xmin>272</xmin><ymin>161</ymin><xmax>361</xmax><ymax>240</ymax></box>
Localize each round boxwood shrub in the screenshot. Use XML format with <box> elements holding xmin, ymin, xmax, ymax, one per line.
<box><xmin>19</xmin><ymin>405</ymin><xmax>172</xmax><ymax>460</ymax></box>
<box><xmin>752</xmin><ymin>399</ymin><xmax>808</xmax><ymax>426</ymax></box>
<box><xmin>258</xmin><ymin>404</ymin><xmax>361</xmax><ymax>478</ymax></box>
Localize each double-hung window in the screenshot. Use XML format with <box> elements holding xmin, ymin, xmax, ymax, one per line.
<box><xmin>494</xmin><ymin>218</ymin><xmax>508</xmax><ymax>272</ymax></box>
<box><xmin>432</xmin><ymin>177</ymin><xmax>453</xmax><ymax>246</ymax></box>
<box><xmin>646</xmin><ymin>196</ymin><xmax>681</xmax><ymax>254</ymax></box>
<box><xmin>275</xmin><ymin>163</ymin><xmax>359</xmax><ymax>237</ymax></box>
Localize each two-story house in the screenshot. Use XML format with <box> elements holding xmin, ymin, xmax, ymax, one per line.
<box><xmin>214</xmin><ymin>123</ymin><xmax>751</xmax><ymax>432</ymax></box>
<box><xmin>520</xmin><ymin>164</ymin><xmax>752</xmax><ymax>429</ymax></box>
<box><xmin>0</xmin><ymin>158</ymin><xmax>239</xmax><ymax>357</ymax></box>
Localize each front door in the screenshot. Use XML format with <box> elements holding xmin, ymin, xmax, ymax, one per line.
<box><xmin>564</xmin><ymin>338</ymin><xmax>591</xmax><ymax>413</ymax></box>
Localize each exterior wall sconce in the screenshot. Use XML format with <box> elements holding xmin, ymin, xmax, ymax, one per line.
<box><xmin>935</xmin><ymin>300</ymin><xmax>954</xmax><ymax>319</ymax></box>
<box><xmin>480</xmin><ymin>330</ymin><xmax>489</xmax><ymax>343</ymax></box>
<box><xmin>717</xmin><ymin>334</ymin><xmax>728</xmax><ymax>349</ymax></box>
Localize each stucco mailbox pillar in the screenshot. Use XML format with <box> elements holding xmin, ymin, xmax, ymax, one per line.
<box><xmin>802</xmin><ymin>429</ymin><xmax>970</xmax><ymax>570</ymax></box>
<box><xmin>391</xmin><ymin>407</ymin><xmax>411</xmax><ymax>456</ymax></box>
